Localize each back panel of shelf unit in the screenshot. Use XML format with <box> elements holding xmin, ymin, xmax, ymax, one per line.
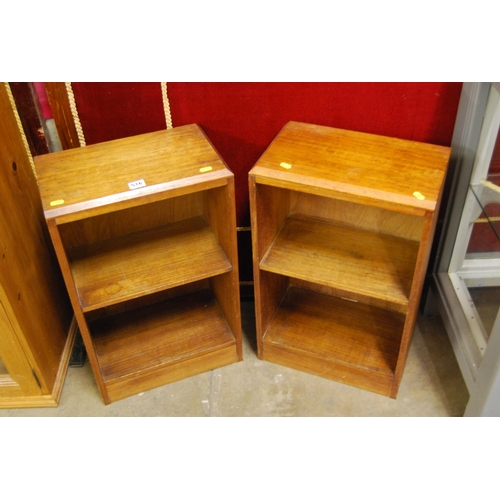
<box><xmin>84</xmin><ymin>280</ymin><xmax>212</xmax><ymax>322</ymax></box>
<box><xmin>290</xmin><ymin>191</ymin><xmax>424</xmax><ymax>241</ymax></box>
<box><xmin>58</xmin><ymin>187</ymin><xmax>229</xmax><ymax>250</ymax></box>
<box><xmin>254</xmin><ymin>183</ymin><xmax>424</xmax><ymax>244</ymax></box>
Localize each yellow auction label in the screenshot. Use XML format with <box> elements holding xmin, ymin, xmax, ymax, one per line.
<box><xmin>413</xmin><ymin>191</ymin><xmax>425</xmax><ymax>200</ymax></box>
<box><xmin>199</xmin><ymin>166</ymin><xmax>213</xmax><ymax>172</ymax></box>
<box><xmin>280</xmin><ymin>162</ymin><xmax>292</xmax><ymax>169</ymax></box>
<box><xmin>50</xmin><ymin>199</ymin><xmax>65</xmax><ymax>206</ymax></box>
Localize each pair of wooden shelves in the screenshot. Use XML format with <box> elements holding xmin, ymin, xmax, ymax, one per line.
<box><xmin>34</xmin><ymin>125</ymin><xmax>242</xmax><ymax>404</ymax></box>
<box><xmin>249</xmin><ymin>121</ymin><xmax>451</xmax><ymax>398</ymax></box>
<box><xmin>34</xmin><ymin>119</ymin><xmax>449</xmax><ymax>403</ymax></box>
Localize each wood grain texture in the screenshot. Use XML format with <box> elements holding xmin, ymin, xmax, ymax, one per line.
<box><xmin>262</xmin><ymin>286</ymin><xmax>405</xmax><ymax>396</ymax></box>
<box><xmin>391</xmin><ymin>210</ymin><xmax>441</xmax><ymax>396</ymax></box>
<box><xmin>58</xmin><ymin>191</ymin><xmax>205</xmax><ymax>249</ymax></box>
<box><xmin>91</xmin><ymin>288</ymin><xmax>236</xmax><ymax>381</ymax></box>
<box><xmin>249</xmin><ymin>121</ymin><xmax>450</xmax><ymax>398</ymax></box>
<box><xmin>69</xmin><ymin>216</ymin><xmax>232</xmax><ymax>311</ymax></box>
<box><xmin>0</xmin><ymin>84</ymin><xmax>74</xmax><ymax>406</ymax></box>
<box><xmin>263</xmin><ymin>343</ymin><xmax>395</xmax><ymax>397</ymax></box>
<box><xmin>0</xmin><ymin>318</ymin><xmax>77</xmax><ymax>408</ymax></box>
<box><xmin>249</xmin><ymin>177</ymin><xmax>290</xmax><ymax>356</ymax></box>
<box><xmin>0</xmin><ymin>300</ymin><xmax>41</xmax><ymax>397</ymax></box>
<box><xmin>93</xmin><ymin>288</ymin><xmax>239</xmax><ymax>403</ymax></box>
<box><xmin>44</xmin><ymin>82</ymin><xmax>80</xmax><ymax>150</ymax></box>
<box><xmin>46</xmin><ymin>217</ymin><xmax>112</xmax><ymax>402</ymax></box>
<box><xmin>264</xmin><ymin>286</ymin><xmax>404</xmax><ymax>372</ymax></box>
<box><xmin>204</xmin><ymin>179</ymin><xmax>243</xmax><ymax>358</ymax></box>
<box><xmin>34</xmin><ymin>124</ymin><xmax>228</xmax><ymax>217</ymax></box>
<box><xmin>260</xmin><ymin>214</ymin><xmax>419</xmax><ymax>312</ymax></box>
<box><xmin>254</xmin><ymin>121</ymin><xmax>450</xmax><ymax>213</ymax></box>
<box><xmin>105</xmin><ymin>345</ymin><xmax>239</xmax><ymax>403</ymax></box>
<box><xmin>290</xmin><ymin>190</ymin><xmax>424</xmax><ymax>241</ymax></box>
<box><xmin>37</xmin><ymin>124</ymin><xmax>242</xmax><ymax>404</ymax></box>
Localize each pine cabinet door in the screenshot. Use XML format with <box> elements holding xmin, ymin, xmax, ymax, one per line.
<box><xmin>0</xmin><ymin>300</ymin><xmax>43</xmax><ymax>399</ymax></box>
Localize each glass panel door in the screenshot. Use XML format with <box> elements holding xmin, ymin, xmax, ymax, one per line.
<box><xmin>435</xmin><ymin>82</ymin><xmax>500</xmax><ymax>416</ymax></box>
<box><xmin>448</xmin><ymin>83</ymin><xmax>500</xmax><ymax>357</ymax></box>
<box><xmin>466</xmin><ymin>156</ymin><xmax>500</xmax><ymax>341</ymax></box>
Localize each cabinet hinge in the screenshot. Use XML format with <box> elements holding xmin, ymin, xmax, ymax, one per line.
<box><xmin>31</xmin><ymin>369</ymin><xmax>42</xmax><ymax>388</ymax></box>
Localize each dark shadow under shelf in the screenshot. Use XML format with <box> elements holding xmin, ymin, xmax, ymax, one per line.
<box><xmin>90</xmin><ymin>288</ymin><xmax>237</xmax><ymax>383</ymax></box>
<box><xmin>263</xmin><ymin>285</ymin><xmax>405</xmax><ymax>376</ymax></box>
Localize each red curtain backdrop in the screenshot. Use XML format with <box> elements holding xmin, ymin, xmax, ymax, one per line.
<box><xmin>71</xmin><ymin>82</ymin><xmax>166</xmax><ymax>142</ymax></box>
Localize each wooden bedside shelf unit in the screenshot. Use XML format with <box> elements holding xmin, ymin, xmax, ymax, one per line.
<box><xmin>249</xmin><ymin>121</ymin><xmax>450</xmax><ymax>398</ymax></box>
<box><xmin>34</xmin><ymin>125</ymin><xmax>242</xmax><ymax>404</ymax></box>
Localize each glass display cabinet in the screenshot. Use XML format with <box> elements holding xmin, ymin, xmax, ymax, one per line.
<box><xmin>432</xmin><ymin>82</ymin><xmax>500</xmax><ymax>416</ymax></box>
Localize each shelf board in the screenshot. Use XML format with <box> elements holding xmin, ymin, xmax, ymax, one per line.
<box><xmin>35</xmin><ymin>125</ymin><xmax>229</xmax><ymax>219</ymax></box>
<box><xmin>260</xmin><ymin>214</ymin><xmax>418</xmax><ymax>310</ymax></box>
<box><xmin>263</xmin><ymin>285</ymin><xmax>405</xmax><ymax>380</ymax></box>
<box><xmin>90</xmin><ymin>288</ymin><xmax>236</xmax><ymax>384</ymax></box>
<box><xmin>69</xmin><ymin>216</ymin><xmax>232</xmax><ymax>311</ymax></box>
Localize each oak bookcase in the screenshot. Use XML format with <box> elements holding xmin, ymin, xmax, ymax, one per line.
<box><xmin>34</xmin><ymin>124</ymin><xmax>242</xmax><ymax>404</ymax></box>
<box><xmin>249</xmin><ymin>121</ymin><xmax>450</xmax><ymax>398</ymax></box>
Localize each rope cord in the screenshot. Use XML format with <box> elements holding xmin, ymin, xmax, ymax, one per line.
<box><xmin>65</xmin><ymin>82</ymin><xmax>86</xmax><ymax>147</ymax></box>
<box><xmin>161</xmin><ymin>82</ymin><xmax>173</xmax><ymax>129</ymax></box>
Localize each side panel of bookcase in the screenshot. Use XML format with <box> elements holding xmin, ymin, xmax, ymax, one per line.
<box><xmin>249</xmin><ymin>177</ymin><xmax>290</xmax><ymax>357</ymax></box>
<box><xmin>391</xmin><ymin>209</ymin><xmax>439</xmax><ymax>397</ymax></box>
<box><xmin>46</xmin><ymin>218</ymin><xmax>111</xmax><ymax>402</ymax></box>
<box><xmin>205</xmin><ymin>178</ymin><xmax>243</xmax><ymax>359</ymax></box>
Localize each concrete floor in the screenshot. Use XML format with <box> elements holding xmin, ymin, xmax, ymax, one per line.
<box><xmin>1</xmin><ymin>299</ymin><xmax>469</xmax><ymax>417</ymax></box>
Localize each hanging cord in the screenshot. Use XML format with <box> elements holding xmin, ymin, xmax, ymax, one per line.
<box><xmin>161</xmin><ymin>82</ymin><xmax>173</xmax><ymax>129</ymax></box>
<box><xmin>4</xmin><ymin>82</ymin><xmax>38</xmax><ymax>181</ymax></box>
<box><xmin>65</xmin><ymin>82</ymin><xmax>86</xmax><ymax>147</ymax></box>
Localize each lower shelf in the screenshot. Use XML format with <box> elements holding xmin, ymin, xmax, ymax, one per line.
<box><xmin>261</xmin><ymin>286</ymin><xmax>406</xmax><ymax>397</ymax></box>
<box><xmin>89</xmin><ymin>288</ymin><xmax>239</xmax><ymax>403</ymax></box>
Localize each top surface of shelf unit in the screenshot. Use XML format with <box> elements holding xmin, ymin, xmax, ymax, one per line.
<box><xmin>249</xmin><ymin>121</ymin><xmax>451</xmax><ymax>213</ymax></box>
<box><xmin>34</xmin><ymin>124</ymin><xmax>231</xmax><ymax>220</ymax></box>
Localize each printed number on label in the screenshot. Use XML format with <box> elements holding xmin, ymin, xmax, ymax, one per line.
<box><xmin>128</xmin><ymin>179</ymin><xmax>146</xmax><ymax>190</ymax></box>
